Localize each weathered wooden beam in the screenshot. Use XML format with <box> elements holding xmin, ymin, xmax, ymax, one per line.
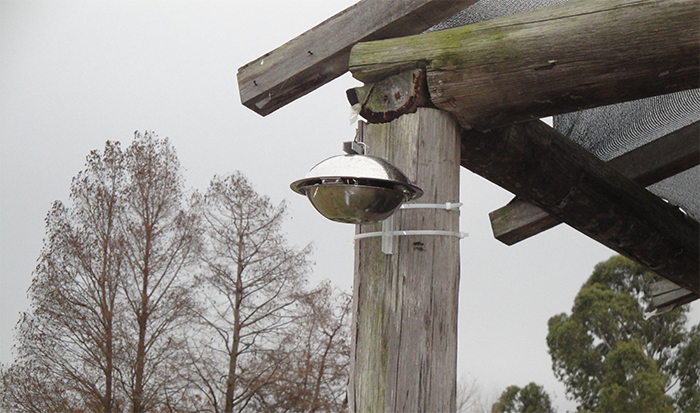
<box><xmin>349</xmin><ymin>0</ymin><xmax>700</xmax><ymax>131</ymax></box>
<box><xmin>650</xmin><ymin>279</ymin><xmax>697</xmax><ymax>309</ymax></box>
<box><xmin>460</xmin><ymin>120</ymin><xmax>699</xmax><ymax>295</ymax></box>
<box><xmin>611</xmin><ymin>122</ymin><xmax>700</xmax><ymax>188</ymax></box>
<box><xmin>351</xmin><ymin>108</ymin><xmax>460</xmax><ymax>412</ymax></box>
<box><xmin>237</xmin><ymin>0</ymin><xmax>478</xmax><ymax>116</ymax></box>
<box><xmin>346</xmin><ymin>69</ymin><xmax>432</xmax><ymax>124</ymax></box>
<box><xmin>489</xmin><ymin>199</ymin><xmax>561</xmax><ymax>246</ymax></box>
<box><xmin>490</xmin><ymin>121</ymin><xmax>700</xmax><ymax>245</ymax></box>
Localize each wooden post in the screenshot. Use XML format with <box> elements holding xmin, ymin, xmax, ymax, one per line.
<box><xmin>349</xmin><ymin>108</ymin><xmax>461</xmax><ymax>412</ymax></box>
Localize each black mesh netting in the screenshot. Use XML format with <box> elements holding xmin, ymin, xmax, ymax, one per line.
<box><xmin>426</xmin><ymin>0</ymin><xmax>700</xmax><ymax>221</ymax></box>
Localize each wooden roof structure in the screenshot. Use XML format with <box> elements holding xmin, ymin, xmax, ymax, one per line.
<box><xmin>237</xmin><ymin>0</ymin><xmax>700</xmax><ymax>305</ymax></box>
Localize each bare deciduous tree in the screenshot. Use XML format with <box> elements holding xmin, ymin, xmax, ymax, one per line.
<box><xmin>260</xmin><ymin>282</ymin><xmax>351</xmax><ymax>412</ymax></box>
<box><xmin>1</xmin><ymin>133</ymin><xmax>200</xmax><ymax>413</ymax></box>
<box><xmin>1</xmin><ymin>141</ymin><xmax>352</xmax><ymax>413</ymax></box>
<box><xmin>186</xmin><ymin>172</ymin><xmax>313</xmax><ymax>413</ymax></box>
<box><xmin>457</xmin><ymin>375</ymin><xmax>496</xmax><ymax>413</ymax></box>
<box><xmin>2</xmin><ymin>141</ymin><xmax>126</xmax><ymax>413</ymax></box>
<box><xmin>117</xmin><ymin>132</ymin><xmax>201</xmax><ymax>413</ymax></box>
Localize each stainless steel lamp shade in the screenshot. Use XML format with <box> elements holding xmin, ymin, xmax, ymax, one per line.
<box><xmin>290</xmin><ymin>155</ymin><xmax>423</xmax><ymax>223</ymax></box>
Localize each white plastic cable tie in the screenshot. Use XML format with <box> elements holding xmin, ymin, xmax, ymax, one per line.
<box><xmin>354</xmin><ymin>230</ymin><xmax>468</xmax><ymax>240</ymax></box>
<box><xmin>395</xmin><ymin>230</ymin><xmax>468</xmax><ymax>238</ymax></box>
<box><xmin>400</xmin><ymin>202</ymin><xmax>463</xmax><ymax>212</ymax></box>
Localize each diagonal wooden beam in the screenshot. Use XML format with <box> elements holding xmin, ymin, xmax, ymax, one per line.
<box><xmin>236</xmin><ymin>0</ymin><xmax>477</xmax><ymax>116</ymax></box>
<box><xmin>490</xmin><ymin>121</ymin><xmax>700</xmax><ymax>245</ymax></box>
<box><xmin>349</xmin><ymin>0</ymin><xmax>699</xmax><ymax>131</ymax></box>
<box><xmin>460</xmin><ymin>120</ymin><xmax>699</xmax><ymax>295</ymax></box>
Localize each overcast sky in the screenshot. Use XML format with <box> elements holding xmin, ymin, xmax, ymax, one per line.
<box><xmin>1</xmin><ymin>1</ymin><xmax>697</xmax><ymax>411</ymax></box>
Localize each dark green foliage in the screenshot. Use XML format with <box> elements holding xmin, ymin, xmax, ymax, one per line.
<box><xmin>597</xmin><ymin>341</ymin><xmax>670</xmax><ymax>412</ymax></box>
<box><xmin>492</xmin><ymin>383</ymin><xmax>555</xmax><ymax>413</ymax></box>
<box><xmin>547</xmin><ymin>255</ymin><xmax>698</xmax><ymax>412</ymax></box>
<box><xmin>674</xmin><ymin>324</ymin><xmax>700</xmax><ymax>412</ymax></box>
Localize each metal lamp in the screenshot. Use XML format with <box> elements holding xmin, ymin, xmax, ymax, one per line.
<box><xmin>290</xmin><ymin>153</ymin><xmax>423</xmax><ymax>224</ymax></box>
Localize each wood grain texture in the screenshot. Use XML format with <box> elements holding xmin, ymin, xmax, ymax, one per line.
<box><xmin>346</xmin><ymin>69</ymin><xmax>432</xmax><ymax>124</ymax></box>
<box><xmin>650</xmin><ymin>279</ymin><xmax>697</xmax><ymax>308</ymax></box>
<box><xmin>461</xmin><ymin>120</ymin><xmax>699</xmax><ymax>294</ymax></box>
<box><xmin>489</xmin><ymin>200</ymin><xmax>559</xmax><ymax>245</ymax></box>
<box><xmin>350</xmin><ymin>108</ymin><xmax>460</xmax><ymax>412</ymax></box>
<box><xmin>237</xmin><ymin>0</ymin><xmax>478</xmax><ymax>116</ymax></box>
<box><xmin>349</xmin><ymin>0</ymin><xmax>700</xmax><ymax>130</ymax></box>
<box><xmin>490</xmin><ymin>121</ymin><xmax>700</xmax><ymax>245</ymax></box>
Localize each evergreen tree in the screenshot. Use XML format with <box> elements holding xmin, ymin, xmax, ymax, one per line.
<box><xmin>492</xmin><ymin>383</ymin><xmax>555</xmax><ymax>413</ymax></box>
<box><xmin>547</xmin><ymin>255</ymin><xmax>698</xmax><ymax>412</ymax></box>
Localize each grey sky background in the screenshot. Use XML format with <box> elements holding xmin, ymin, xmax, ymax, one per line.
<box><xmin>1</xmin><ymin>1</ymin><xmax>697</xmax><ymax>411</ymax></box>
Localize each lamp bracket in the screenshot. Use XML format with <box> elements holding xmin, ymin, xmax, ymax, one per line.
<box><xmin>343</xmin><ymin>140</ymin><xmax>366</xmax><ymax>155</ymax></box>
<box><xmin>354</xmin><ymin>202</ymin><xmax>467</xmax><ymax>254</ymax></box>
<box><xmin>400</xmin><ymin>202</ymin><xmax>462</xmax><ymax>212</ymax></box>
